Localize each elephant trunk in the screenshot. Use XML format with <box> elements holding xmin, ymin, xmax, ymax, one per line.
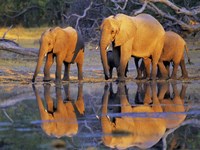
<box><xmin>100</xmin><ymin>33</ymin><xmax>110</xmax><ymax>80</ymax></box>
<box><xmin>32</xmin><ymin>47</ymin><xmax>46</xmax><ymax>82</ymax></box>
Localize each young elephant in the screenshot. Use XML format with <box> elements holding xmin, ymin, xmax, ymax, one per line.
<box><xmin>107</xmin><ymin>50</ymin><xmax>129</xmax><ymax>78</ymax></box>
<box><xmin>158</xmin><ymin>31</ymin><xmax>191</xmax><ymax>79</ymax></box>
<box><xmin>32</xmin><ymin>26</ymin><xmax>84</xmax><ymax>83</ymax></box>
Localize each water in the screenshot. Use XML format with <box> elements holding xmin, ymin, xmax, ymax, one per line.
<box><xmin>0</xmin><ymin>81</ymin><xmax>200</xmax><ymax>150</ymax></box>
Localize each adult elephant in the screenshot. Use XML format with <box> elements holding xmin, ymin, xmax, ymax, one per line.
<box><xmin>32</xmin><ymin>26</ymin><xmax>84</xmax><ymax>83</ymax></box>
<box><xmin>100</xmin><ymin>13</ymin><xmax>165</xmax><ymax>81</ymax></box>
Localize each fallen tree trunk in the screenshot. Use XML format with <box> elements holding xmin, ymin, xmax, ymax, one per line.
<box><xmin>0</xmin><ymin>39</ymin><xmax>38</xmax><ymax>57</ymax></box>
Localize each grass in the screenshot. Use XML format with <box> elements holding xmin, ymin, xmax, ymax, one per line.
<box><xmin>0</xmin><ymin>26</ymin><xmax>49</xmax><ymax>48</ymax></box>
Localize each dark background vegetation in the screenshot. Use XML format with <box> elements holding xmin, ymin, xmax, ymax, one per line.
<box><xmin>0</xmin><ymin>0</ymin><xmax>200</xmax><ymax>42</ymax></box>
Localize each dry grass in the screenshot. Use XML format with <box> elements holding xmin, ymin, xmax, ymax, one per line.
<box><xmin>0</xmin><ymin>26</ymin><xmax>49</xmax><ymax>48</ymax></box>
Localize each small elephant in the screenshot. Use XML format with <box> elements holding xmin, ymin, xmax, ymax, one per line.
<box><xmin>32</xmin><ymin>26</ymin><xmax>84</xmax><ymax>83</ymax></box>
<box><xmin>107</xmin><ymin>50</ymin><xmax>129</xmax><ymax>78</ymax></box>
<box><xmin>158</xmin><ymin>31</ymin><xmax>191</xmax><ymax>79</ymax></box>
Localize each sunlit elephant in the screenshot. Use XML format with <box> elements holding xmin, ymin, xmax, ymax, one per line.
<box><xmin>101</xmin><ymin>83</ymin><xmax>166</xmax><ymax>149</ymax></box>
<box><xmin>32</xmin><ymin>83</ymin><xmax>84</xmax><ymax>138</ymax></box>
<box><xmin>158</xmin><ymin>31</ymin><xmax>191</xmax><ymax>79</ymax></box>
<box><xmin>32</xmin><ymin>26</ymin><xmax>84</xmax><ymax>83</ymax></box>
<box><xmin>107</xmin><ymin>50</ymin><xmax>129</xmax><ymax>78</ymax></box>
<box><xmin>158</xmin><ymin>82</ymin><xmax>188</xmax><ymax>128</ymax></box>
<box><xmin>100</xmin><ymin>13</ymin><xmax>165</xmax><ymax>81</ymax></box>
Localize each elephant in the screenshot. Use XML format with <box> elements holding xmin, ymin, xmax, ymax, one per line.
<box><xmin>32</xmin><ymin>83</ymin><xmax>84</xmax><ymax>138</ymax></box>
<box><xmin>100</xmin><ymin>13</ymin><xmax>165</xmax><ymax>81</ymax></box>
<box><xmin>32</xmin><ymin>26</ymin><xmax>84</xmax><ymax>83</ymax></box>
<box><xmin>157</xmin><ymin>82</ymin><xmax>188</xmax><ymax>129</ymax></box>
<box><xmin>136</xmin><ymin>31</ymin><xmax>191</xmax><ymax>80</ymax></box>
<box><xmin>158</xmin><ymin>31</ymin><xmax>191</xmax><ymax>79</ymax></box>
<box><xmin>107</xmin><ymin>50</ymin><xmax>129</xmax><ymax>78</ymax></box>
<box><xmin>101</xmin><ymin>82</ymin><xmax>166</xmax><ymax>149</ymax></box>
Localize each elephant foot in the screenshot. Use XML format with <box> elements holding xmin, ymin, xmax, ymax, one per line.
<box><xmin>170</xmin><ymin>76</ymin><xmax>177</xmax><ymax>80</ymax></box>
<box><xmin>135</xmin><ymin>76</ymin><xmax>143</xmax><ymax>80</ymax></box>
<box><xmin>43</xmin><ymin>77</ymin><xmax>51</xmax><ymax>82</ymax></box>
<box><xmin>43</xmin><ymin>79</ymin><xmax>51</xmax><ymax>82</ymax></box>
<box><xmin>62</xmin><ymin>77</ymin><xmax>69</xmax><ymax>81</ymax></box>
<box><xmin>105</xmin><ymin>75</ymin><xmax>110</xmax><ymax>80</ymax></box>
<box><xmin>55</xmin><ymin>79</ymin><xmax>62</xmax><ymax>85</ymax></box>
<box><xmin>32</xmin><ymin>78</ymin><xmax>35</xmax><ymax>83</ymax></box>
<box><xmin>179</xmin><ymin>75</ymin><xmax>188</xmax><ymax>80</ymax></box>
<box><xmin>116</xmin><ymin>77</ymin><xmax>126</xmax><ymax>83</ymax></box>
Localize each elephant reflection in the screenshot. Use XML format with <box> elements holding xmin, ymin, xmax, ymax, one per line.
<box><xmin>32</xmin><ymin>83</ymin><xmax>84</xmax><ymax>138</ymax></box>
<box><xmin>158</xmin><ymin>82</ymin><xmax>188</xmax><ymax>129</ymax></box>
<box><xmin>101</xmin><ymin>82</ymin><xmax>188</xmax><ymax>149</ymax></box>
<box><xmin>101</xmin><ymin>82</ymin><xmax>166</xmax><ymax>149</ymax></box>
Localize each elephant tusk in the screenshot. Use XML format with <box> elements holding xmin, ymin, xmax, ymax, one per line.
<box><xmin>96</xmin><ymin>115</ymin><xmax>99</xmax><ymax>119</ymax></box>
<box><xmin>106</xmin><ymin>45</ymin><xmax>110</xmax><ymax>51</ymax></box>
<box><xmin>45</xmin><ymin>53</ymin><xmax>47</xmax><ymax>57</ymax></box>
<box><xmin>106</xmin><ymin>115</ymin><xmax>110</xmax><ymax>120</ymax></box>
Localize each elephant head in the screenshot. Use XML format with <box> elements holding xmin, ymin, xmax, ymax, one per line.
<box><xmin>101</xmin><ymin>83</ymin><xmax>166</xmax><ymax>149</ymax></box>
<box><xmin>32</xmin><ymin>83</ymin><xmax>85</xmax><ymax>138</ymax></box>
<box><xmin>32</xmin><ymin>28</ymin><xmax>56</xmax><ymax>82</ymax></box>
<box><xmin>100</xmin><ymin>14</ymin><xmax>136</xmax><ymax>80</ymax></box>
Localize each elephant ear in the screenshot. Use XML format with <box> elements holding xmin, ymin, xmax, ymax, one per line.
<box><xmin>52</xmin><ymin>27</ymin><xmax>67</xmax><ymax>54</ymax></box>
<box><xmin>114</xmin><ymin>14</ymin><xmax>137</xmax><ymax>47</ymax></box>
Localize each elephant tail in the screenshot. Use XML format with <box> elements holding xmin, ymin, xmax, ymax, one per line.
<box><xmin>184</xmin><ymin>44</ymin><xmax>192</xmax><ymax>65</ymax></box>
<box><xmin>70</xmin><ymin>31</ymin><xmax>84</xmax><ymax>64</ymax></box>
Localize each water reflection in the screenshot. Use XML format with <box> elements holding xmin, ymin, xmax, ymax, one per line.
<box><xmin>101</xmin><ymin>82</ymin><xmax>188</xmax><ymax>149</ymax></box>
<box><xmin>32</xmin><ymin>83</ymin><xmax>84</xmax><ymax>138</ymax></box>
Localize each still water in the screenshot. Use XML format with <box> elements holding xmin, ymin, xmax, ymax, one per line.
<box><xmin>0</xmin><ymin>81</ymin><xmax>200</xmax><ymax>149</ymax></box>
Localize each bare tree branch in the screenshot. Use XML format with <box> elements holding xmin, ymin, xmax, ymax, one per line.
<box><xmin>148</xmin><ymin>2</ymin><xmax>200</xmax><ymax>32</ymax></box>
<box><xmin>134</xmin><ymin>0</ymin><xmax>148</xmax><ymax>15</ymax></box>
<box><xmin>2</xmin><ymin>25</ymin><xmax>13</xmax><ymax>39</ymax></box>
<box><xmin>148</xmin><ymin>0</ymin><xmax>200</xmax><ymax>16</ymax></box>
<box><xmin>0</xmin><ymin>39</ymin><xmax>38</xmax><ymax>56</ymax></box>
<box><xmin>111</xmin><ymin>0</ymin><xmax>129</xmax><ymax>10</ymax></box>
<box><xmin>62</xmin><ymin>1</ymin><xmax>93</xmax><ymax>30</ymax></box>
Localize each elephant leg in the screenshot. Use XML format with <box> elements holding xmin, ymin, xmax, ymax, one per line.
<box><xmin>125</xmin><ymin>62</ymin><xmax>129</xmax><ymax>77</ymax></box>
<box><xmin>117</xmin><ymin>44</ymin><xmax>131</xmax><ymax>82</ymax></box>
<box><xmin>179</xmin><ymin>59</ymin><xmax>188</xmax><ymax>79</ymax></box>
<box><xmin>143</xmin><ymin>58</ymin><xmax>151</xmax><ymax>80</ymax></box>
<box><xmin>164</xmin><ymin>61</ymin><xmax>171</xmax><ymax>77</ymax></box>
<box><xmin>170</xmin><ymin>62</ymin><xmax>179</xmax><ymax>79</ymax></box>
<box><xmin>109</xmin><ymin>67</ymin><xmax>113</xmax><ymax>79</ymax></box>
<box><xmin>43</xmin><ymin>53</ymin><xmax>54</xmax><ymax>82</ymax></box>
<box><xmin>55</xmin><ymin>56</ymin><xmax>63</xmax><ymax>83</ymax></box>
<box><xmin>134</xmin><ymin>57</ymin><xmax>142</xmax><ymax>80</ymax></box>
<box><xmin>158</xmin><ymin>61</ymin><xmax>168</xmax><ymax>80</ymax></box>
<box><xmin>63</xmin><ymin>62</ymin><xmax>70</xmax><ymax>81</ymax></box>
<box><xmin>77</xmin><ymin>62</ymin><xmax>83</xmax><ymax>80</ymax></box>
<box><xmin>112</xmin><ymin>46</ymin><xmax>120</xmax><ymax>67</ymax></box>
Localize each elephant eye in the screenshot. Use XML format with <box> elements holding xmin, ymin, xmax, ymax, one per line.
<box><xmin>111</xmin><ymin>30</ymin><xmax>115</xmax><ymax>34</ymax></box>
<box><xmin>48</xmin><ymin>42</ymin><xmax>51</xmax><ymax>46</ymax></box>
